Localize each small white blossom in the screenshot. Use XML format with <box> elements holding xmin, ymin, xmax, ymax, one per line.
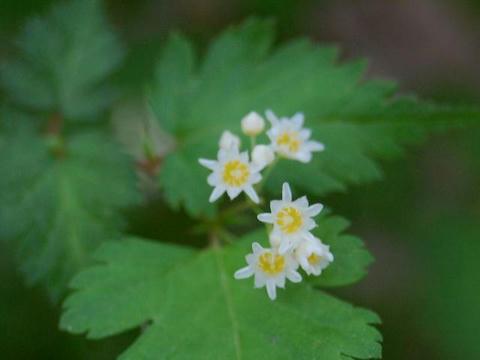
<box><xmin>199</xmin><ymin>144</ymin><xmax>261</xmax><ymax>203</ymax></box>
<box><xmin>252</xmin><ymin>144</ymin><xmax>275</xmax><ymax>169</ymax></box>
<box><xmin>219</xmin><ymin>130</ymin><xmax>241</xmax><ymax>150</ymax></box>
<box><xmin>266</xmin><ymin>109</ymin><xmax>324</xmax><ymax>163</ymax></box>
<box><xmin>234</xmin><ymin>242</ymin><xmax>302</xmax><ymax>300</ymax></box>
<box><xmin>241</xmin><ymin>111</ymin><xmax>265</xmax><ymax>136</ymax></box>
<box><xmin>295</xmin><ymin>237</ymin><xmax>334</xmax><ymax>276</ymax></box>
<box><xmin>257</xmin><ymin>182</ymin><xmax>323</xmax><ymax>254</ymax></box>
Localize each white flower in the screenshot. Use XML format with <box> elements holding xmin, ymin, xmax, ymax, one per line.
<box><xmin>241</xmin><ymin>111</ymin><xmax>265</xmax><ymax>136</ymax></box>
<box><xmin>199</xmin><ymin>144</ymin><xmax>262</xmax><ymax>203</ymax></box>
<box><xmin>295</xmin><ymin>237</ymin><xmax>334</xmax><ymax>276</ymax></box>
<box><xmin>252</xmin><ymin>144</ymin><xmax>275</xmax><ymax>169</ymax></box>
<box><xmin>266</xmin><ymin>109</ymin><xmax>324</xmax><ymax>163</ymax></box>
<box><xmin>219</xmin><ymin>130</ymin><xmax>241</xmax><ymax>150</ymax></box>
<box><xmin>234</xmin><ymin>242</ymin><xmax>302</xmax><ymax>300</ymax></box>
<box><xmin>257</xmin><ymin>182</ymin><xmax>323</xmax><ymax>254</ymax></box>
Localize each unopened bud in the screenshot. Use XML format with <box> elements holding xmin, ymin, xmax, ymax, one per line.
<box><xmin>241</xmin><ymin>111</ymin><xmax>265</xmax><ymax>136</ymax></box>
<box><xmin>219</xmin><ymin>130</ymin><xmax>241</xmax><ymax>150</ymax></box>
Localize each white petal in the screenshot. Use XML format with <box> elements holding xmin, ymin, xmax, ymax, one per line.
<box><xmin>250</xmin><ymin>172</ymin><xmax>262</xmax><ymax>184</ymax></box>
<box><xmin>306</xmin><ymin>140</ymin><xmax>325</xmax><ymax>152</ymax></box>
<box><xmin>299</xmin><ymin>128</ymin><xmax>311</xmax><ymax>140</ymax></box>
<box><xmin>219</xmin><ymin>131</ymin><xmax>241</xmax><ymax>150</ymax></box>
<box><xmin>293</xmin><ymin>196</ymin><xmax>308</xmax><ymax>209</ymax></box>
<box><xmin>245</xmin><ymin>254</ymin><xmax>255</xmax><ymax>264</ymax></box>
<box><xmin>255</xmin><ymin>274</ymin><xmax>266</xmax><ymax>288</ymax></box>
<box><xmin>310</xmin><ymin>236</ymin><xmax>323</xmax><ymax>248</ymax></box>
<box><xmin>231</xmin><ymin>144</ymin><xmax>240</xmax><ymax>155</ymax></box>
<box><xmin>282</xmin><ymin>182</ymin><xmax>292</xmax><ymax>202</ymax></box>
<box><xmin>306</xmin><ymin>203</ymin><xmax>323</xmax><ymax>217</ymax></box>
<box><xmin>325</xmin><ymin>250</ymin><xmax>334</xmax><ymax>262</ymax></box>
<box><xmin>269</xmin><ymin>233</ymin><xmax>282</xmax><ymax>248</ymax></box>
<box><xmin>265</xmin><ymin>109</ymin><xmax>278</xmax><ymax>124</ymax></box>
<box><xmin>257</xmin><ymin>213</ymin><xmax>274</xmax><ymax>224</ymax></box>
<box><xmin>207</xmin><ymin>173</ymin><xmax>218</xmax><ymax>186</ymax></box>
<box><xmin>198</xmin><ymin>158</ymin><xmax>217</xmax><ymax>170</ymax></box>
<box><xmin>252</xmin><ymin>242</ymin><xmax>263</xmax><ymax>253</ymax></box>
<box><xmin>296</xmin><ymin>151</ymin><xmax>312</xmax><ymax>163</ymax></box>
<box><xmin>218</xmin><ymin>148</ymin><xmax>229</xmax><ymax>161</ymax></box>
<box><xmin>287</xmin><ymin>270</ymin><xmax>302</xmax><ymax>283</ymax></box>
<box><xmin>234</xmin><ymin>266</ymin><xmax>254</xmax><ymax>279</ymax></box>
<box><xmin>299</xmin><ymin>258</ymin><xmax>310</xmax><ymax>272</ymax></box>
<box><xmin>278</xmin><ymin>241</ymin><xmax>292</xmax><ymax>254</ymax></box>
<box><xmin>304</xmin><ymin>232</ymin><xmax>317</xmax><ymax>243</ymax></box>
<box><xmin>270</xmin><ymin>200</ymin><xmax>283</xmax><ymax>213</ymax></box>
<box><xmin>227</xmin><ymin>187</ymin><xmax>242</xmax><ymax>199</ymax></box>
<box><xmin>244</xmin><ymin>185</ymin><xmax>259</xmax><ymax>203</ymax></box>
<box><xmin>209</xmin><ymin>186</ymin><xmax>225</xmax><ymax>202</ymax></box>
<box><xmin>291</xmin><ymin>112</ymin><xmax>304</xmax><ymax>128</ymax></box>
<box><xmin>266</xmin><ymin>281</ymin><xmax>277</xmax><ymax>300</ymax></box>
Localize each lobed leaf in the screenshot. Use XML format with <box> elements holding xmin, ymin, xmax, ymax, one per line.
<box><xmin>0</xmin><ymin>0</ymin><xmax>124</xmax><ymax>120</ymax></box>
<box><xmin>149</xmin><ymin>20</ymin><xmax>480</xmax><ymax>218</ymax></box>
<box><xmin>61</xmin><ymin>231</ymin><xmax>381</xmax><ymax>360</ymax></box>
<box><xmin>0</xmin><ymin>122</ymin><xmax>139</xmax><ymax>300</ymax></box>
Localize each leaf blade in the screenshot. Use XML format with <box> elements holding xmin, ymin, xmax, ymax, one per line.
<box><xmin>61</xmin><ymin>234</ymin><xmax>381</xmax><ymax>359</ymax></box>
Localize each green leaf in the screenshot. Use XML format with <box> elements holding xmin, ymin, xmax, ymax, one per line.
<box><xmin>0</xmin><ymin>125</ymin><xmax>139</xmax><ymax>300</ymax></box>
<box><xmin>311</xmin><ymin>214</ymin><xmax>373</xmax><ymax>287</ymax></box>
<box><xmin>61</xmin><ymin>232</ymin><xmax>381</xmax><ymax>359</ymax></box>
<box><xmin>149</xmin><ymin>33</ymin><xmax>195</xmax><ymax>134</ymax></box>
<box><xmin>149</xmin><ymin>19</ymin><xmax>480</xmax><ymax>217</ymax></box>
<box><xmin>0</xmin><ymin>0</ymin><xmax>123</xmax><ymax>120</ymax></box>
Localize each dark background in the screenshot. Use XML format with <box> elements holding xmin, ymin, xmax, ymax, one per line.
<box><xmin>1</xmin><ymin>0</ymin><xmax>479</xmax><ymax>359</ymax></box>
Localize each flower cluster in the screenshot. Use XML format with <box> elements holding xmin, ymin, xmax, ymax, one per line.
<box><xmin>235</xmin><ymin>182</ymin><xmax>333</xmax><ymax>300</ymax></box>
<box><xmin>199</xmin><ymin>110</ymin><xmax>332</xmax><ymax>300</ymax></box>
<box><xmin>199</xmin><ymin>110</ymin><xmax>325</xmax><ymax>204</ymax></box>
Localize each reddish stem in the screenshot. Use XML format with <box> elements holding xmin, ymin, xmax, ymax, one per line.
<box><xmin>136</xmin><ymin>156</ymin><xmax>163</xmax><ymax>176</ymax></box>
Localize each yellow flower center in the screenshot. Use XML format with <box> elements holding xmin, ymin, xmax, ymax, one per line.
<box><xmin>307</xmin><ymin>253</ymin><xmax>322</xmax><ymax>265</ymax></box>
<box><xmin>258</xmin><ymin>252</ymin><xmax>286</xmax><ymax>275</ymax></box>
<box><xmin>276</xmin><ymin>207</ymin><xmax>303</xmax><ymax>234</ymax></box>
<box><xmin>277</xmin><ymin>131</ymin><xmax>301</xmax><ymax>154</ymax></box>
<box><xmin>222</xmin><ymin>160</ymin><xmax>250</xmax><ymax>187</ymax></box>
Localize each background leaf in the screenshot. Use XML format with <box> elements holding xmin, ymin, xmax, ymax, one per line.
<box><xmin>61</xmin><ymin>231</ymin><xmax>381</xmax><ymax>360</ymax></box>
<box><xmin>0</xmin><ymin>117</ymin><xmax>139</xmax><ymax>300</ymax></box>
<box><xmin>149</xmin><ymin>19</ymin><xmax>480</xmax><ymax>218</ymax></box>
<box><xmin>0</xmin><ymin>0</ymin><xmax>124</xmax><ymax>120</ymax></box>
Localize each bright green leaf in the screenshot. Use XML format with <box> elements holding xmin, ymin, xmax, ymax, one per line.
<box><xmin>311</xmin><ymin>214</ymin><xmax>373</xmax><ymax>287</ymax></box>
<box><xmin>0</xmin><ymin>0</ymin><xmax>123</xmax><ymax>120</ymax></box>
<box><xmin>149</xmin><ymin>19</ymin><xmax>480</xmax><ymax>217</ymax></box>
<box><xmin>61</xmin><ymin>232</ymin><xmax>381</xmax><ymax>359</ymax></box>
<box><xmin>0</xmin><ymin>125</ymin><xmax>139</xmax><ymax>300</ymax></box>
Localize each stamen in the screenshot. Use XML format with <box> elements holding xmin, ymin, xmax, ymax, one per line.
<box><xmin>222</xmin><ymin>160</ymin><xmax>250</xmax><ymax>187</ymax></box>
<box><xmin>258</xmin><ymin>252</ymin><xmax>286</xmax><ymax>275</ymax></box>
<box><xmin>276</xmin><ymin>207</ymin><xmax>303</xmax><ymax>233</ymax></box>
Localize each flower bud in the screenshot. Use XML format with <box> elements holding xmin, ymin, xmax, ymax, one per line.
<box><xmin>252</xmin><ymin>144</ymin><xmax>275</xmax><ymax>168</ymax></box>
<box><xmin>219</xmin><ymin>130</ymin><xmax>241</xmax><ymax>150</ymax></box>
<box><xmin>241</xmin><ymin>111</ymin><xmax>265</xmax><ymax>136</ymax></box>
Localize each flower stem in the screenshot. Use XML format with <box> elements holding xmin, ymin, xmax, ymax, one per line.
<box><xmin>249</xmin><ymin>135</ymin><xmax>256</xmax><ymax>150</ymax></box>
